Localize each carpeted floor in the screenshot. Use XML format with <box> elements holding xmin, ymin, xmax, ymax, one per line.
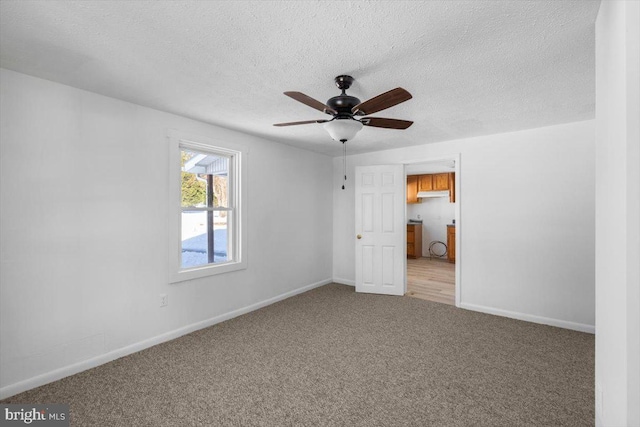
<box><xmin>2</xmin><ymin>284</ymin><xmax>594</xmax><ymax>426</ymax></box>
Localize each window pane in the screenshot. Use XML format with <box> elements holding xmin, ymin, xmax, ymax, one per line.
<box><xmin>211</xmin><ymin>174</ymin><xmax>229</xmax><ymax>208</ymax></box>
<box><xmin>181</xmin><ymin>149</ymin><xmax>229</xmax><ymax>208</ymax></box>
<box><xmin>181</xmin><ymin>211</ymin><xmax>229</xmax><ymax>268</ymax></box>
<box><xmin>214</xmin><ymin>212</ymin><xmax>229</xmax><ymax>262</ymax></box>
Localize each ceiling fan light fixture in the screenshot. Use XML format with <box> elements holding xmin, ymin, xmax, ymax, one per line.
<box><xmin>323</xmin><ymin>118</ymin><xmax>363</xmax><ymax>142</ymax></box>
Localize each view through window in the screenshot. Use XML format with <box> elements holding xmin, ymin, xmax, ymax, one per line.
<box><xmin>180</xmin><ymin>148</ymin><xmax>232</xmax><ymax>268</ymax></box>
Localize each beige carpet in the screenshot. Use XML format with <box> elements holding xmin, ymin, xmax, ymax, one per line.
<box><xmin>2</xmin><ymin>284</ymin><xmax>594</xmax><ymax>426</ymax></box>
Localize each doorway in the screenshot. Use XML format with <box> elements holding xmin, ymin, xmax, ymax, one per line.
<box><xmin>404</xmin><ymin>155</ymin><xmax>460</xmax><ymax>306</ymax></box>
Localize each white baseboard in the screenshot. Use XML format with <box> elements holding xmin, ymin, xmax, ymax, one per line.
<box><xmin>332</xmin><ymin>277</ymin><xmax>355</xmax><ymax>286</ymax></box>
<box><xmin>459</xmin><ymin>302</ymin><xmax>595</xmax><ymax>334</ymax></box>
<box><xmin>0</xmin><ymin>278</ymin><xmax>332</xmax><ymax>400</ymax></box>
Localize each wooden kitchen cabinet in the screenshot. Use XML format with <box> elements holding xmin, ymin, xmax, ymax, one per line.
<box><xmin>418</xmin><ymin>174</ymin><xmax>433</xmax><ymax>192</ymax></box>
<box><xmin>433</xmin><ymin>173</ymin><xmax>450</xmax><ymax>191</ymax></box>
<box><xmin>448</xmin><ymin>172</ymin><xmax>456</xmax><ymax>203</ymax></box>
<box><xmin>408</xmin><ymin>173</ymin><xmax>456</xmax><ymax>203</ymax></box>
<box><xmin>418</xmin><ymin>173</ymin><xmax>450</xmax><ymax>192</ymax></box>
<box><xmin>447</xmin><ymin>225</ymin><xmax>456</xmax><ymax>263</ymax></box>
<box><xmin>406</xmin><ymin>175</ymin><xmax>419</xmax><ymax>204</ymax></box>
<box><xmin>407</xmin><ymin>224</ymin><xmax>422</xmax><ymax>259</ymax></box>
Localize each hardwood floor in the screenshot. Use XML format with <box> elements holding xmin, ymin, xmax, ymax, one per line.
<box><xmin>406</xmin><ymin>257</ymin><xmax>455</xmax><ymax>306</ymax></box>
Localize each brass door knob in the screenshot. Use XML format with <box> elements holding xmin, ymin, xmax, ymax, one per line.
<box><xmin>356</xmin><ymin>234</ymin><xmax>362</xmax><ymax>239</ymax></box>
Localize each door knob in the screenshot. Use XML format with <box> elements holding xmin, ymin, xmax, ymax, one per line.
<box><xmin>356</xmin><ymin>234</ymin><xmax>362</xmax><ymax>239</ymax></box>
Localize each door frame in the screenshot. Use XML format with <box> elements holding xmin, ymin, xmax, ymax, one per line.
<box><xmin>403</xmin><ymin>153</ymin><xmax>461</xmax><ymax>307</ymax></box>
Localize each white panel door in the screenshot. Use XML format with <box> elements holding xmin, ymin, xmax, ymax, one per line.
<box><xmin>355</xmin><ymin>165</ymin><xmax>405</xmax><ymax>296</ymax></box>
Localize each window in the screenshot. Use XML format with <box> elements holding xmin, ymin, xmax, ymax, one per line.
<box><xmin>169</xmin><ymin>131</ymin><xmax>247</xmax><ymax>283</ymax></box>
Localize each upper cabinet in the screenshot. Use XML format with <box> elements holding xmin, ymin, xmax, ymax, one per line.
<box><xmin>448</xmin><ymin>172</ymin><xmax>456</xmax><ymax>203</ymax></box>
<box><xmin>419</xmin><ymin>174</ymin><xmax>433</xmax><ymax>191</ymax></box>
<box><xmin>406</xmin><ymin>175</ymin><xmax>419</xmax><ymax>204</ymax></box>
<box><xmin>433</xmin><ymin>173</ymin><xmax>449</xmax><ymax>191</ymax></box>
<box><xmin>407</xmin><ymin>172</ymin><xmax>456</xmax><ymax>203</ymax></box>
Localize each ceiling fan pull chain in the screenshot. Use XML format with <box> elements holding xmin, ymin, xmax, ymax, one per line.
<box><xmin>342</xmin><ymin>140</ymin><xmax>347</xmax><ymax>190</ymax></box>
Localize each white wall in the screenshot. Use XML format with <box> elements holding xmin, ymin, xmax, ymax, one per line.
<box><xmin>407</xmin><ymin>198</ymin><xmax>455</xmax><ymax>257</ymax></box>
<box><xmin>333</xmin><ymin>120</ymin><xmax>595</xmax><ymax>332</ymax></box>
<box><xmin>595</xmin><ymin>1</ymin><xmax>640</xmax><ymax>426</ymax></box>
<box><xmin>0</xmin><ymin>69</ymin><xmax>334</xmax><ymax>397</ymax></box>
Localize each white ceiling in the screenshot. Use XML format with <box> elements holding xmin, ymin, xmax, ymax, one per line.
<box><xmin>0</xmin><ymin>1</ymin><xmax>600</xmax><ymax>157</ymax></box>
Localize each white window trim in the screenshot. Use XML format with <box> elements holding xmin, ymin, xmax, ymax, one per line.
<box><xmin>168</xmin><ymin>130</ymin><xmax>248</xmax><ymax>283</ymax></box>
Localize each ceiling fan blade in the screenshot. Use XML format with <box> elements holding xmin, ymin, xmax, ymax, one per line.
<box><xmin>273</xmin><ymin>119</ymin><xmax>329</xmax><ymax>127</ymax></box>
<box><xmin>284</xmin><ymin>92</ymin><xmax>337</xmax><ymax>115</ymax></box>
<box><xmin>352</xmin><ymin>88</ymin><xmax>412</xmax><ymax>115</ymax></box>
<box><xmin>361</xmin><ymin>117</ymin><xmax>413</xmax><ymax>130</ymax></box>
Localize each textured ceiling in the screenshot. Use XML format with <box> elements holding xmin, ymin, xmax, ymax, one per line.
<box><xmin>0</xmin><ymin>1</ymin><xmax>600</xmax><ymax>156</ymax></box>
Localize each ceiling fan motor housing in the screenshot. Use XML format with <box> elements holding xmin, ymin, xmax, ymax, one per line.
<box><xmin>327</xmin><ymin>95</ymin><xmax>361</xmax><ymax>119</ymax></box>
<box><xmin>327</xmin><ymin>75</ymin><xmax>360</xmax><ymax>119</ymax></box>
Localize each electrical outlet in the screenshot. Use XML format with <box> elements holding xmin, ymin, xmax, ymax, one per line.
<box><xmin>417</xmin><ymin>214</ymin><xmax>421</xmax><ymax>219</ymax></box>
<box><xmin>160</xmin><ymin>294</ymin><xmax>168</xmax><ymax>307</ymax></box>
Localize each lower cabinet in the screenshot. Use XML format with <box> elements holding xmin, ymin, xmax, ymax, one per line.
<box><xmin>407</xmin><ymin>224</ymin><xmax>422</xmax><ymax>259</ymax></box>
<box><xmin>447</xmin><ymin>225</ymin><xmax>456</xmax><ymax>263</ymax></box>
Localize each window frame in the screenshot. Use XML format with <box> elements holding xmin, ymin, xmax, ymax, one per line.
<box><xmin>168</xmin><ymin>130</ymin><xmax>248</xmax><ymax>283</ymax></box>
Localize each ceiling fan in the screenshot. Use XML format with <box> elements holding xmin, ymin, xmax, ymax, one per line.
<box><xmin>274</xmin><ymin>75</ymin><xmax>413</xmax><ymax>143</ymax></box>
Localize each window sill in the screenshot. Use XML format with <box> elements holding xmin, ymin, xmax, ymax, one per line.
<box><xmin>170</xmin><ymin>260</ymin><xmax>247</xmax><ymax>284</ymax></box>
